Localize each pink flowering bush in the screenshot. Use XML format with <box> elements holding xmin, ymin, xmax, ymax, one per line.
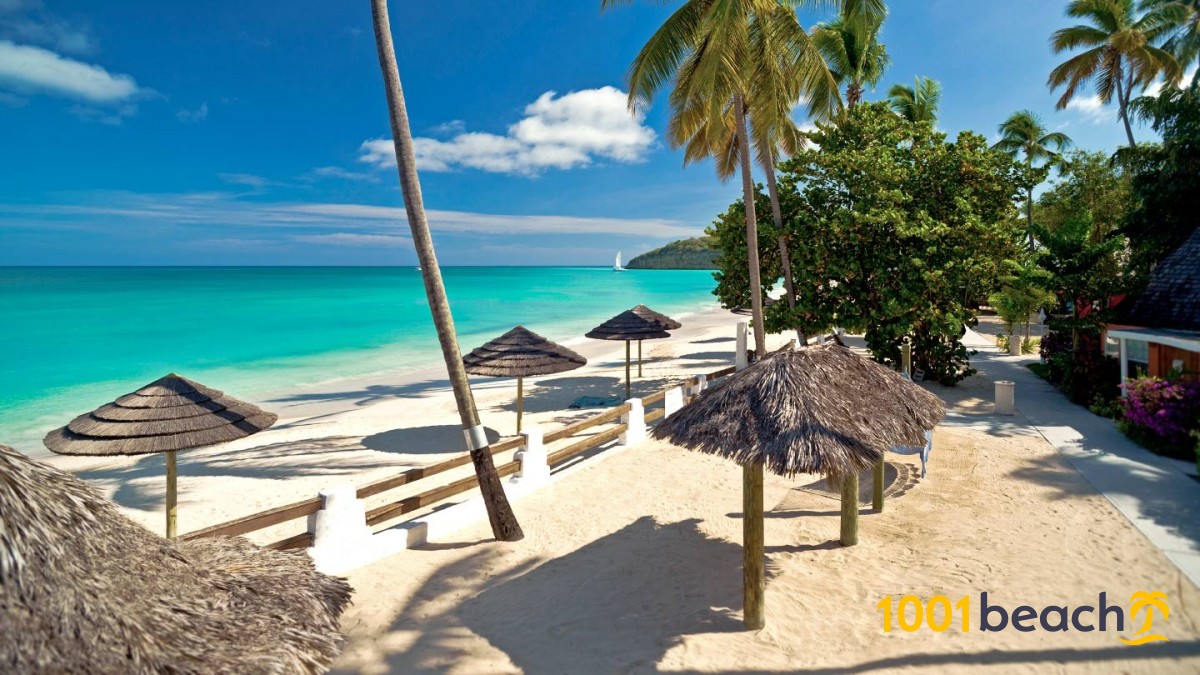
<box><xmin>1118</xmin><ymin>376</ymin><xmax>1200</xmax><ymax>460</ymax></box>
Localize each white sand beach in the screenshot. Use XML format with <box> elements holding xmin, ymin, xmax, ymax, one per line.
<box><xmin>48</xmin><ymin>304</ymin><xmax>786</xmax><ymax>543</ymax></box>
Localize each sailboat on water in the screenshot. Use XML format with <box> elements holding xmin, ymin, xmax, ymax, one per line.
<box><xmin>613</xmin><ymin>251</ymin><xmax>626</xmax><ymax>271</ymax></box>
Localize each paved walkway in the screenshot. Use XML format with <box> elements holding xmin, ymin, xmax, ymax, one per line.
<box><xmin>952</xmin><ymin>328</ymin><xmax>1200</xmax><ymax>587</ymax></box>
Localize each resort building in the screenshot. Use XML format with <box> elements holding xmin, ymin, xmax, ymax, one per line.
<box><xmin>1106</xmin><ymin>229</ymin><xmax>1200</xmax><ymax>383</ymax></box>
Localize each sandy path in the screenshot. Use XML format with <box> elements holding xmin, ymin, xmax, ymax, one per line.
<box><xmin>332</xmin><ymin>385</ymin><xmax>1200</xmax><ymax>674</ymax></box>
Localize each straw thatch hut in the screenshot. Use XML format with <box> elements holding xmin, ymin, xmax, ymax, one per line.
<box><xmin>654</xmin><ymin>344</ymin><xmax>944</xmax><ymax>629</ymax></box>
<box><xmin>629</xmin><ymin>305</ymin><xmax>681</xmax><ymax>376</ymax></box>
<box><xmin>463</xmin><ymin>326</ymin><xmax>587</xmax><ymax>434</ymax></box>
<box><xmin>44</xmin><ymin>373</ymin><xmax>277</xmax><ymax>539</ymax></box>
<box><xmin>0</xmin><ymin>443</ymin><xmax>351</xmax><ymax>674</ymax></box>
<box><xmin>586</xmin><ymin>310</ymin><xmax>672</xmax><ymax>398</ymax></box>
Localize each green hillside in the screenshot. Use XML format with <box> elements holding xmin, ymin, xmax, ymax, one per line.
<box><xmin>626</xmin><ymin>237</ymin><xmax>718</xmax><ymax>270</ymax></box>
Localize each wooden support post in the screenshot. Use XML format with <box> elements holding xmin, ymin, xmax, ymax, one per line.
<box><xmin>901</xmin><ymin>342</ymin><xmax>912</xmax><ymax>379</ymax></box>
<box><xmin>638</xmin><ymin>340</ymin><xmax>643</xmax><ymax>378</ymax></box>
<box><xmin>743</xmin><ymin>461</ymin><xmax>765</xmax><ymax>630</ymax></box>
<box><xmin>840</xmin><ymin>473</ymin><xmax>858</xmax><ymax>546</ymax></box>
<box><xmin>166</xmin><ymin>450</ymin><xmax>178</xmax><ymax>539</ymax></box>
<box><xmin>625</xmin><ymin>341</ymin><xmax>631</xmax><ymax>400</ymax></box>
<box><xmin>516</xmin><ymin>376</ymin><xmax>523</xmax><ymax>435</ymax></box>
<box><xmin>873</xmin><ymin>463</ymin><xmax>884</xmax><ymax>512</ymax></box>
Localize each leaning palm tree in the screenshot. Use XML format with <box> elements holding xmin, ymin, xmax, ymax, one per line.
<box><xmin>992</xmin><ymin>110</ymin><xmax>1073</xmax><ymax>245</ymax></box>
<box><xmin>369</xmin><ymin>0</ymin><xmax>523</xmax><ymax>542</ymax></box>
<box><xmin>812</xmin><ymin>7</ymin><xmax>890</xmax><ymax>109</ymax></box>
<box><xmin>1048</xmin><ymin>0</ymin><xmax>1185</xmax><ymax>146</ymax></box>
<box><xmin>1146</xmin><ymin>0</ymin><xmax>1200</xmax><ymax>84</ymax></box>
<box><xmin>886</xmin><ymin>76</ymin><xmax>942</xmax><ymax>123</ymax></box>
<box><xmin>669</xmin><ymin>5</ymin><xmax>841</xmax><ymax>344</ymax></box>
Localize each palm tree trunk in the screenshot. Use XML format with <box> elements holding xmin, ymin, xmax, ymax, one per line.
<box><xmin>370</xmin><ymin>0</ymin><xmax>523</xmax><ymax>542</ymax></box>
<box><xmin>1115</xmin><ymin>63</ymin><xmax>1136</xmax><ymax>147</ymax></box>
<box><xmin>735</xmin><ymin>95</ymin><xmax>767</xmax><ymax>358</ymax></box>
<box><xmin>762</xmin><ymin>149</ymin><xmax>803</xmax><ymax>344</ymax></box>
<box><xmin>847</xmin><ymin>82</ymin><xmax>862</xmax><ymax>109</ymax></box>
<box><xmin>1026</xmin><ymin>184</ymin><xmax>1036</xmax><ymax>251</ymax></box>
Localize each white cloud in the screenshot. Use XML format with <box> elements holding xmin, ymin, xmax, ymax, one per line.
<box><xmin>1146</xmin><ymin>66</ymin><xmax>1200</xmax><ymax>98</ymax></box>
<box><xmin>0</xmin><ymin>40</ymin><xmax>141</xmax><ymax>102</ymax></box>
<box><xmin>1</xmin><ymin>192</ymin><xmax>702</xmax><ymax>239</ymax></box>
<box><xmin>303</xmin><ymin>166</ymin><xmax>379</xmax><ymax>182</ymax></box>
<box><xmin>68</xmin><ymin>101</ymin><xmax>137</xmax><ymax>125</ymax></box>
<box><xmin>359</xmin><ymin>86</ymin><xmax>657</xmax><ymax>176</ymax></box>
<box><xmin>177</xmin><ymin>102</ymin><xmax>208</xmax><ymax>123</ymax></box>
<box><xmin>1066</xmin><ymin>94</ymin><xmax>1110</xmax><ymax>124</ymax></box>
<box><xmin>294</xmin><ymin>233</ymin><xmax>411</xmax><ymax>248</ymax></box>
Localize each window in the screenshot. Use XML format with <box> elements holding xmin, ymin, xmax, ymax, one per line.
<box><xmin>1126</xmin><ymin>339</ymin><xmax>1149</xmax><ymax>378</ymax></box>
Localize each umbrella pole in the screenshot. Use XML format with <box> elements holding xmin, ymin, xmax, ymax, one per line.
<box><xmin>516</xmin><ymin>376</ymin><xmax>523</xmax><ymax>435</ymax></box>
<box><xmin>625</xmin><ymin>341</ymin><xmax>631</xmax><ymax>400</ymax></box>
<box><xmin>166</xmin><ymin>450</ymin><xmax>178</xmax><ymax>540</ymax></box>
<box><xmin>743</xmin><ymin>461</ymin><xmax>765</xmax><ymax>630</ymax></box>
<box><xmin>840</xmin><ymin>473</ymin><xmax>859</xmax><ymax>546</ymax></box>
<box><xmin>638</xmin><ymin>340</ymin><xmax>642</xmax><ymax>378</ymax></box>
<box><xmin>873</xmin><ymin>462</ymin><xmax>885</xmax><ymax>511</ymax></box>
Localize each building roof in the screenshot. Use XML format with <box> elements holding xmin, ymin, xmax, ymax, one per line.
<box><xmin>1125</xmin><ymin>228</ymin><xmax>1200</xmax><ymax>332</ymax></box>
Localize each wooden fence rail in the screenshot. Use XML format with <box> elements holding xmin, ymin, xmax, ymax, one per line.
<box><xmin>182</xmin><ymin>358</ymin><xmax>744</xmax><ymax>549</ymax></box>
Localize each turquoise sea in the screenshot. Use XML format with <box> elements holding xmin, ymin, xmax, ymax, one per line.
<box><xmin>0</xmin><ymin>267</ymin><xmax>718</xmax><ymax>457</ymax></box>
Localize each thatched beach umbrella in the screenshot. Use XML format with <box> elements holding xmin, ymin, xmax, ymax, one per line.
<box><xmin>0</xmin><ymin>443</ymin><xmax>350</xmax><ymax>674</ymax></box>
<box><xmin>654</xmin><ymin>344</ymin><xmax>944</xmax><ymax>629</ymax></box>
<box><xmin>463</xmin><ymin>325</ymin><xmax>587</xmax><ymax>434</ymax></box>
<box><xmin>630</xmin><ymin>304</ymin><xmax>681</xmax><ymax>377</ymax></box>
<box><xmin>44</xmin><ymin>374</ymin><xmax>277</xmax><ymax>539</ymax></box>
<box><xmin>586</xmin><ymin>309</ymin><xmax>672</xmax><ymax>399</ymax></box>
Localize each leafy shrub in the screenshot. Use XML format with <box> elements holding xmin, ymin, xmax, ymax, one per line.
<box><xmin>1039</xmin><ymin>330</ymin><xmax>1072</xmax><ymax>362</ymax></box>
<box><xmin>997</xmin><ymin>335</ymin><xmax>1040</xmax><ymax>354</ymax></box>
<box><xmin>1118</xmin><ymin>377</ymin><xmax>1200</xmax><ymax>461</ymax></box>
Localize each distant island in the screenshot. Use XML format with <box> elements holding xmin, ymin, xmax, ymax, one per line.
<box><xmin>626</xmin><ymin>236</ymin><xmax>718</xmax><ymax>270</ymax></box>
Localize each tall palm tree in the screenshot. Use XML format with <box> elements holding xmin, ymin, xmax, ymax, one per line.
<box><xmin>886</xmin><ymin>76</ymin><xmax>942</xmax><ymax>123</ymax></box>
<box><xmin>1146</xmin><ymin>0</ymin><xmax>1200</xmax><ymax>84</ymax></box>
<box><xmin>1048</xmin><ymin>0</ymin><xmax>1185</xmax><ymax>146</ymax></box>
<box><xmin>992</xmin><ymin>110</ymin><xmax>1073</xmax><ymax>245</ymax></box>
<box><xmin>369</xmin><ymin>0</ymin><xmax>523</xmax><ymax>542</ymax></box>
<box><xmin>669</xmin><ymin>5</ymin><xmax>841</xmax><ymax>343</ymax></box>
<box><xmin>812</xmin><ymin>7</ymin><xmax>890</xmax><ymax>109</ymax></box>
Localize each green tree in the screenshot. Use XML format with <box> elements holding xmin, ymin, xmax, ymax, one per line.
<box><xmin>992</xmin><ymin>110</ymin><xmax>1072</xmax><ymax>241</ymax></box>
<box><xmin>887</xmin><ymin>76</ymin><xmax>942</xmax><ymax>124</ymax></box>
<box><xmin>813</xmin><ymin>6</ymin><xmax>891</xmax><ymax>109</ymax></box>
<box><xmin>1037</xmin><ymin>149</ymin><xmax>1132</xmax><ymax>246</ymax></box>
<box><xmin>745</xmin><ymin>104</ymin><xmax>1025</xmax><ymax>384</ymax></box>
<box><xmin>1119</xmin><ymin>82</ymin><xmax>1200</xmax><ymax>286</ymax></box>
<box><xmin>369</xmin><ymin>0</ymin><xmax>522</xmax><ymax>540</ymax></box>
<box><xmin>1048</xmin><ymin>0</ymin><xmax>1185</xmax><ymax>146</ymax></box>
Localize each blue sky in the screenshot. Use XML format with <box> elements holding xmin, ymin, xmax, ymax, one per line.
<box><xmin>0</xmin><ymin>0</ymin><xmax>1189</xmax><ymax>266</ymax></box>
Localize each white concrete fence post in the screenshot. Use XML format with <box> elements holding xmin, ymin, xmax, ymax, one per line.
<box><xmin>514</xmin><ymin>426</ymin><xmax>549</xmax><ymax>485</ymax></box>
<box><xmin>995</xmin><ymin>380</ymin><xmax>1016</xmax><ymax>415</ymax></box>
<box><xmin>663</xmin><ymin>386</ymin><xmax>684</xmax><ymax>418</ymax></box>
<box><xmin>735</xmin><ymin>321</ymin><xmax>748</xmax><ymax>371</ymax></box>
<box><xmin>620</xmin><ymin>398</ymin><xmax>646</xmax><ymax>446</ymax></box>
<box><xmin>308</xmin><ymin>484</ymin><xmax>373</xmax><ymax>573</ymax></box>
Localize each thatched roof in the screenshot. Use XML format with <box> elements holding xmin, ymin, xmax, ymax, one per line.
<box><xmin>653</xmin><ymin>344</ymin><xmax>945</xmax><ymax>479</ymax></box>
<box><xmin>1124</xmin><ymin>227</ymin><xmax>1200</xmax><ymax>332</ymax></box>
<box><xmin>0</xmin><ymin>443</ymin><xmax>350</xmax><ymax>674</ymax></box>
<box><xmin>631</xmin><ymin>304</ymin><xmax>682</xmax><ymax>330</ymax></box>
<box><xmin>585</xmin><ymin>310</ymin><xmax>672</xmax><ymax>341</ymax></box>
<box><xmin>44</xmin><ymin>374</ymin><xmax>277</xmax><ymax>456</ymax></box>
<box><xmin>463</xmin><ymin>326</ymin><xmax>587</xmax><ymax>378</ymax></box>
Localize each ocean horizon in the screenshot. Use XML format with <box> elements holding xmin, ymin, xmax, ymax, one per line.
<box><xmin>0</xmin><ymin>266</ymin><xmax>719</xmax><ymax>458</ymax></box>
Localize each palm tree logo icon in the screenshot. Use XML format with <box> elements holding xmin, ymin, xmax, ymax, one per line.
<box><xmin>1120</xmin><ymin>591</ymin><xmax>1170</xmax><ymax>645</ymax></box>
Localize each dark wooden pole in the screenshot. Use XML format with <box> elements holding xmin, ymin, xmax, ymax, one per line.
<box><xmin>841</xmin><ymin>473</ymin><xmax>859</xmax><ymax>546</ymax></box>
<box><xmin>516</xmin><ymin>376</ymin><xmax>523</xmax><ymax>435</ymax></box>
<box><xmin>743</xmin><ymin>460</ymin><xmax>765</xmax><ymax>629</ymax></box>
<box><xmin>165</xmin><ymin>450</ymin><xmax>178</xmax><ymax>539</ymax></box>
<box><xmin>370</xmin><ymin>0</ymin><xmax>522</xmax><ymax>541</ymax></box>
<box><xmin>638</xmin><ymin>339</ymin><xmax>643</xmax><ymax>378</ymax></box>
<box><xmin>872</xmin><ymin>463</ymin><xmax>885</xmax><ymax>512</ymax></box>
<box><xmin>625</xmin><ymin>340</ymin><xmax>631</xmax><ymax>399</ymax></box>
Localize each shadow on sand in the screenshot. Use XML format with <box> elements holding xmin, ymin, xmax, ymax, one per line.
<box><xmin>348</xmin><ymin>517</ymin><xmax>759</xmax><ymax>674</ymax></box>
